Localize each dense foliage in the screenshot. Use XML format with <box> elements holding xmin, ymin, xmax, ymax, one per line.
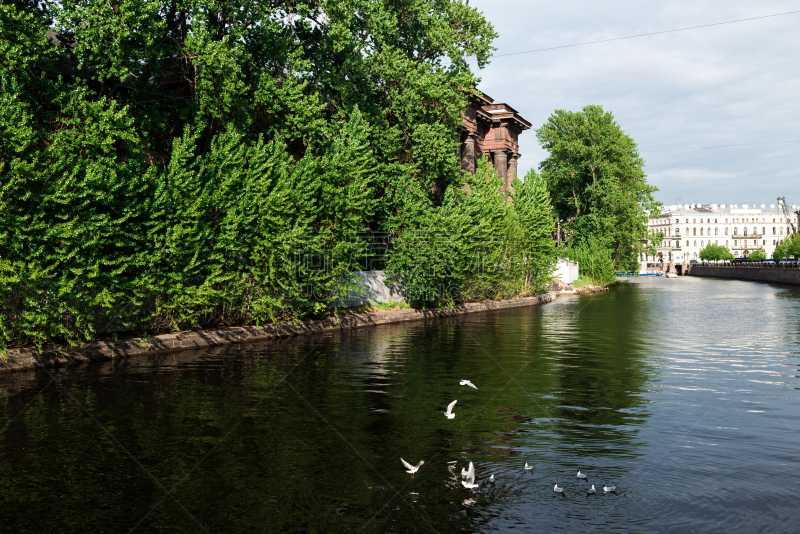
<box><xmin>699</xmin><ymin>243</ymin><xmax>734</xmax><ymax>262</ymax></box>
<box><xmin>0</xmin><ymin>1</ymin><xmax>558</xmax><ymax>349</ymax></box>
<box><xmin>562</xmin><ymin>236</ymin><xmax>616</xmax><ymax>287</ymax></box>
<box><xmin>386</xmin><ymin>161</ymin><xmax>556</xmax><ymax>305</ymax></box>
<box><xmin>773</xmin><ymin>235</ymin><xmax>800</xmax><ymax>259</ymax></box>
<box><xmin>536</xmin><ymin>105</ymin><xmax>660</xmax><ymax>272</ymax></box>
<box><xmin>747</xmin><ymin>247</ymin><xmax>767</xmax><ymax>262</ymax></box>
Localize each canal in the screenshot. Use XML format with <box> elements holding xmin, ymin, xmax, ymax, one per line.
<box><xmin>1</xmin><ymin>277</ymin><xmax>799</xmax><ymax>532</ymax></box>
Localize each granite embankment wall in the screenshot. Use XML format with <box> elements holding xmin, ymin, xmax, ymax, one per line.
<box><xmin>688</xmin><ymin>265</ymin><xmax>800</xmax><ymax>285</ymax></box>
<box><xmin>1</xmin><ymin>293</ymin><xmax>559</xmax><ymax>374</ymax></box>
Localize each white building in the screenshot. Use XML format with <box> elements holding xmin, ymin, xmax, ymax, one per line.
<box><xmin>645</xmin><ymin>202</ymin><xmax>799</xmax><ymax>263</ymax></box>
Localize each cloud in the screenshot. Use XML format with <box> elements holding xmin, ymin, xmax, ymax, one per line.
<box><xmin>468</xmin><ymin>0</ymin><xmax>800</xmax><ymax>205</ymax></box>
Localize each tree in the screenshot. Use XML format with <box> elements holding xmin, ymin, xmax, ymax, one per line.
<box><xmin>747</xmin><ymin>247</ymin><xmax>767</xmax><ymax>262</ymax></box>
<box><xmin>535</xmin><ymin>105</ymin><xmax>660</xmax><ymax>272</ymax></box>
<box><xmin>774</xmin><ymin>235</ymin><xmax>800</xmax><ymax>259</ymax></box>
<box><xmin>699</xmin><ymin>243</ymin><xmax>734</xmax><ymax>262</ymax></box>
<box><xmin>647</xmin><ymin>231</ymin><xmax>665</xmax><ymax>257</ymax></box>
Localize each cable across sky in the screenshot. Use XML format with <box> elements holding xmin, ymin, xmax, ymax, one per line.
<box><xmin>469</xmin><ymin>10</ymin><xmax>800</xmax><ymax>60</ymax></box>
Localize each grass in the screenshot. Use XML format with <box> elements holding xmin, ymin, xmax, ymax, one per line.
<box><xmin>571</xmin><ymin>274</ymin><xmax>594</xmax><ymax>288</ymax></box>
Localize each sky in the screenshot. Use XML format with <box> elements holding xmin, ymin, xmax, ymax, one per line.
<box><xmin>468</xmin><ymin>0</ymin><xmax>800</xmax><ymax>208</ymax></box>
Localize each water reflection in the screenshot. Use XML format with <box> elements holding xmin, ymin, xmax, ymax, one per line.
<box><xmin>0</xmin><ymin>277</ymin><xmax>799</xmax><ymax>532</ymax></box>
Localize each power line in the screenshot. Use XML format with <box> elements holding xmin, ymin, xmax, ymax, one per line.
<box><xmin>470</xmin><ymin>10</ymin><xmax>800</xmax><ymax>60</ymax></box>
<box><xmin>642</xmin><ymin>139</ymin><xmax>800</xmax><ymax>153</ymax></box>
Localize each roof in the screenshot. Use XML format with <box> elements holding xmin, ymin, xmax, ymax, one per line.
<box><xmin>651</xmin><ymin>203</ymin><xmax>798</xmax><ymax>217</ymax></box>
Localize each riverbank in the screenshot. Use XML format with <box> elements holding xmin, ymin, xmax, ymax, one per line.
<box><xmin>1</xmin><ymin>293</ymin><xmax>567</xmax><ymax>374</ymax></box>
<box><xmin>688</xmin><ymin>264</ymin><xmax>800</xmax><ymax>286</ymax></box>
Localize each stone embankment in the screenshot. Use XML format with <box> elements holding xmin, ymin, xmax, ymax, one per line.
<box><xmin>1</xmin><ymin>293</ymin><xmax>559</xmax><ymax>374</ymax></box>
<box><xmin>688</xmin><ymin>264</ymin><xmax>800</xmax><ymax>286</ymax></box>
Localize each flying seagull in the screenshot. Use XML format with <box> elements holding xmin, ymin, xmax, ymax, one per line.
<box><xmin>603</xmin><ymin>484</ymin><xmax>617</xmax><ymax>494</ymax></box>
<box><xmin>400</xmin><ymin>458</ymin><xmax>424</xmax><ymax>478</ymax></box>
<box><xmin>443</xmin><ymin>400</ymin><xmax>457</xmax><ymax>419</ymax></box>
<box><xmin>460</xmin><ymin>380</ymin><xmax>478</xmax><ymax>389</ymax></box>
<box><xmin>462</xmin><ymin>461</ymin><xmax>479</xmax><ymax>490</ymax></box>
<box><xmin>577</xmin><ymin>470</ymin><xmax>588</xmax><ymax>482</ymax></box>
<box><xmin>587</xmin><ymin>484</ymin><xmax>596</xmax><ymax>495</ymax></box>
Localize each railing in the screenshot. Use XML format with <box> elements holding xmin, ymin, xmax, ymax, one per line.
<box><xmin>690</xmin><ymin>262</ymin><xmax>799</xmax><ymax>269</ymax></box>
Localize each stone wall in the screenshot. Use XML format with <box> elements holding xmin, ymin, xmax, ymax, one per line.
<box><xmin>688</xmin><ymin>265</ymin><xmax>800</xmax><ymax>285</ymax></box>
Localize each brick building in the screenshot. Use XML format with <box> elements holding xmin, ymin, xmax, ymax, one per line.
<box><xmin>457</xmin><ymin>91</ymin><xmax>531</xmax><ymax>196</ymax></box>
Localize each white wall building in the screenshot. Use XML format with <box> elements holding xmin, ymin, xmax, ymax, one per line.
<box><xmin>645</xmin><ymin>202</ymin><xmax>799</xmax><ymax>263</ymax></box>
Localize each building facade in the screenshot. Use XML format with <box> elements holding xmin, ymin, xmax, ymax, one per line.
<box><xmin>457</xmin><ymin>92</ymin><xmax>531</xmax><ymax>196</ymax></box>
<box><xmin>646</xmin><ymin>202</ymin><xmax>800</xmax><ymax>263</ymax></box>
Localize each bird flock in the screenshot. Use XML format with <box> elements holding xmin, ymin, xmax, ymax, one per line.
<box><xmin>400</xmin><ymin>379</ymin><xmax>620</xmax><ymax>499</ymax></box>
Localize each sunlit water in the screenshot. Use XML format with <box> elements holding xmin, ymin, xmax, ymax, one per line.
<box><xmin>1</xmin><ymin>277</ymin><xmax>799</xmax><ymax>533</ymax></box>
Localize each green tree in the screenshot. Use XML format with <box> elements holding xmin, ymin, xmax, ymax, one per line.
<box><xmin>535</xmin><ymin>105</ymin><xmax>660</xmax><ymax>271</ymax></box>
<box><xmin>699</xmin><ymin>243</ymin><xmax>734</xmax><ymax>262</ymax></box>
<box><xmin>563</xmin><ymin>236</ymin><xmax>616</xmax><ymax>287</ymax></box>
<box><xmin>747</xmin><ymin>247</ymin><xmax>767</xmax><ymax>262</ymax></box>
<box><xmin>773</xmin><ymin>235</ymin><xmax>800</xmax><ymax>259</ymax></box>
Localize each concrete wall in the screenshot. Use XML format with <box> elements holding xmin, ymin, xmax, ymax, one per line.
<box><xmin>555</xmin><ymin>257</ymin><xmax>580</xmax><ymax>284</ymax></box>
<box><xmin>688</xmin><ymin>265</ymin><xmax>800</xmax><ymax>285</ymax></box>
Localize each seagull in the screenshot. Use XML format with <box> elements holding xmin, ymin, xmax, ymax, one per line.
<box><xmin>577</xmin><ymin>470</ymin><xmax>588</xmax><ymax>482</ymax></box>
<box><xmin>603</xmin><ymin>484</ymin><xmax>617</xmax><ymax>493</ymax></box>
<box><xmin>489</xmin><ymin>474</ymin><xmax>495</xmax><ymax>483</ymax></box>
<box><xmin>587</xmin><ymin>484</ymin><xmax>596</xmax><ymax>495</ymax></box>
<box><xmin>443</xmin><ymin>400</ymin><xmax>457</xmax><ymax>419</ymax></box>
<box><xmin>553</xmin><ymin>483</ymin><xmax>565</xmax><ymax>496</ymax></box>
<box><xmin>524</xmin><ymin>462</ymin><xmax>533</xmax><ymax>471</ymax></box>
<box><xmin>461</xmin><ymin>466</ymin><xmax>469</xmax><ymax>478</ymax></box>
<box><xmin>400</xmin><ymin>458</ymin><xmax>424</xmax><ymax>478</ymax></box>
<box><xmin>462</xmin><ymin>461</ymin><xmax>479</xmax><ymax>490</ymax></box>
<box><xmin>460</xmin><ymin>379</ymin><xmax>478</xmax><ymax>389</ymax></box>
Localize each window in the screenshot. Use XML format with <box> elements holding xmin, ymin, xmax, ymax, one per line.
<box><xmin>715</xmin><ymin>219</ymin><xmax>718</xmax><ymax>223</ymax></box>
<box><xmin>726</xmin><ymin>240</ymin><xmax>729</xmax><ymax>245</ymax></box>
<box><xmin>693</xmin><ymin>228</ymin><xmax>697</xmax><ymax>235</ymax></box>
<box><xmin>694</xmin><ymin>240</ymin><xmax>697</xmax><ymax>246</ymax></box>
<box><xmin>700</xmin><ymin>219</ymin><xmax>703</xmax><ymax>223</ymax></box>
<box><xmin>701</xmin><ymin>240</ymin><xmax>704</xmax><ymax>246</ymax></box>
<box><xmin>763</xmin><ymin>240</ymin><xmax>766</xmax><ymax>245</ymax></box>
<box><xmin>693</xmin><ymin>219</ymin><xmax>696</xmax><ymax>223</ymax></box>
<box><xmin>715</xmin><ymin>228</ymin><xmax>718</xmax><ymax>235</ymax></box>
<box><xmin>686</xmin><ymin>240</ymin><xmax>689</xmax><ymax>246</ymax></box>
<box><xmin>753</xmin><ymin>227</ymin><xmax>757</xmax><ymax>235</ymax></box>
<box><xmin>686</xmin><ymin>227</ymin><xmax>689</xmax><ymax>234</ymax></box>
<box><xmin>744</xmin><ymin>228</ymin><xmax>748</xmax><ymax>236</ymax></box>
<box><xmin>715</xmin><ymin>240</ymin><xmax>718</xmax><ymax>245</ymax></box>
<box><xmin>762</xmin><ymin>227</ymin><xmax>766</xmax><ymax>235</ymax></box>
<box><xmin>773</xmin><ymin>218</ymin><xmax>776</xmax><ymax>222</ymax></box>
<box><xmin>725</xmin><ymin>227</ymin><xmax>729</xmax><ymax>235</ymax></box>
<box><xmin>725</xmin><ymin>219</ymin><xmax>728</xmax><ymax>223</ymax></box>
<box><xmin>774</xmin><ymin>239</ymin><xmax>777</xmax><ymax>245</ymax></box>
<box><xmin>734</xmin><ymin>240</ymin><xmax>738</xmax><ymax>245</ymax></box>
<box><xmin>734</xmin><ymin>227</ymin><xmax>738</xmax><ymax>235</ymax></box>
<box><xmin>773</xmin><ymin>227</ymin><xmax>776</xmax><ymax>234</ymax></box>
<box><xmin>700</xmin><ymin>228</ymin><xmax>704</xmax><ymax>236</ymax></box>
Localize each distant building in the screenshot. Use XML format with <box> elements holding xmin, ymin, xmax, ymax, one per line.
<box><xmin>646</xmin><ymin>202</ymin><xmax>800</xmax><ymax>263</ymax></box>
<box><xmin>457</xmin><ymin>92</ymin><xmax>531</xmax><ymax>196</ymax></box>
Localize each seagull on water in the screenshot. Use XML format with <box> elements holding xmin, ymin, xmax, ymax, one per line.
<box><xmin>576</xmin><ymin>470</ymin><xmax>588</xmax><ymax>482</ymax></box>
<box><xmin>400</xmin><ymin>458</ymin><xmax>424</xmax><ymax>478</ymax></box>
<box><xmin>603</xmin><ymin>484</ymin><xmax>617</xmax><ymax>493</ymax></box>
<box><xmin>524</xmin><ymin>462</ymin><xmax>533</xmax><ymax>471</ymax></box>
<box><xmin>489</xmin><ymin>474</ymin><xmax>495</xmax><ymax>483</ymax></box>
<box><xmin>462</xmin><ymin>461</ymin><xmax>479</xmax><ymax>490</ymax></box>
<box><xmin>443</xmin><ymin>400</ymin><xmax>457</xmax><ymax>419</ymax></box>
<box><xmin>553</xmin><ymin>483</ymin><xmax>565</xmax><ymax>496</ymax></box>
<box><xmin>587</xmin><ymin>484</ymin><xmax>596</xmax><ymax>495</ymax></box>
<box><xmin>460</xmin><ymin>379</ymin><xmax>478</xmax><ymax>389</ymax></box>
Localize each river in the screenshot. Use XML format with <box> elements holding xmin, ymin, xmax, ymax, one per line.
<box><xmin>1</xmin><ymin>277</ymin><xmax>799</xmax><ymax>533</ymax></box>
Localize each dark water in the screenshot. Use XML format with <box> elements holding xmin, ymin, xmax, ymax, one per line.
<box><xmin>1</xmin><ymin>277</ymin><xmax>799</xmax><ymax>533</ymax></box>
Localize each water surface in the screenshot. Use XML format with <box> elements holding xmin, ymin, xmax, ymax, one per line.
<box><xmin>1</xmin><ymin>277</ymin><xmax>799</xmax><ymax>532</ymax></box>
